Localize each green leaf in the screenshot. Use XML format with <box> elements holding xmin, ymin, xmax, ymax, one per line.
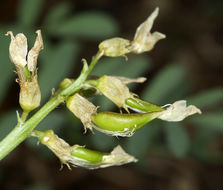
<box><xmin>189</xmin><ymin>112</ymin><xmax>223</xmax><ymax>130</ymax></box>
<box><xmin>125</xmin><ymin>122</ymin><xmax>161</xmax><ymax>158</ymax></box>
<box><xmin>187</xmin><ymin>87</ymin><xmax>223</xmax><ymax>108</ymax></box>
<box><xmin>50</xmin><ymin>11</ymin><xmax>119</xmax><ymax>39</ymax></box>
<box><xmin>164</xmin><ymin>122</ymin><xmax>190</xmax><ymax>157</ymax></box>
<box><xmin>0</xmin><ymin>111</ymin><xmax>17</xmax><ymax>141</ymax></box>
<box><xmin>90</xmin><ymin>130</ymin><xmax>116</xmax><ymax>150</ymax></box>
<box><xmin>17</xmin><ymin>0</ymin><xmax>45</xmax><ymax>27</ymax></box>
<box><xmin>22</xmin><ymin>183</ymin><xmax>52</xmax><ymax>190</ymax></box>
<box><xmin>142</xmin><ymin>64</ymin><xmax>186</xmax><ymax>104</ymax></box>
<box><xmin>38</xmin><ymin>40</ymin><xmax>80</xmax><ymax>101</ymax></box>
<box><xmin>0</xmin><ymin>28</ymin><xmax>14</xmax><ymax>104</ymax></box>
<box><xmin>44</xmin><ymin>2</ymin><xmax>72</xmax><ymax>29</ymax></box>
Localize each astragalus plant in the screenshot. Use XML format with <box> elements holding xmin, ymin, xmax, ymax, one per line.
<box><xmin>0</xmin><ymin>8</ymin><xmax>201</xmax><ymax>169</ymax></box>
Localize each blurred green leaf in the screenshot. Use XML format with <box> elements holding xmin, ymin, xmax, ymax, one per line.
<box><xmin>189</xmin><ymin>112</ymin><xmax>223</xmax><ymax>130</ymax></box>
<box><xmin>90</xmin><ymin>130</ymin><xmax>116</xmax><ymax>151</ymax></box>
<box><xmin>142</xmin><ymin>64</ymin><xmax>185</xmax><ymax>104</ymax></box>
<box><xmin>39</xmin><ymin>40</ymin><xmax>80</xmax><ymax>100</ymax></box>
<box><xmin>18</xmin><ymin>0</ymin><xmax>45</xmax><ymax>27</ymax></box>
<box><xmin>125</xmin><ymin>123</ymin><xmax>161</xmax><ymax>158</ymax></box>
<box><xmin>22</xmin><ymin>183</ymin><xmax>52</xmax><ymax>190</ymax></box>
<box><xmin>0</xmin><ymin>29</ymin><xmax>14</xmax><ymax>104</ymax></box>
<box><xmin>187</xmin><ymin>87</ymin><xmax>223</xmax><ymax>108</ymax></box>
<box><xmin>164</xmin><ymin>122</ymin><xmax>190</xmax><ymax>157</ymax></box>
<box><xmin>50</xmin><ymin>11</ymin><xmax>119</xmax><ymax>39</ymax></box>
<box><xmin>91</xmin><ymin>57</ymin><xmax>125</xmax><ymax>76</ymax></box>
<box><xmin>44</xmin><ymin>2</ymin><xmax>72</xmax><ymax>29</ymax></box>
<box><xmin>0</xmin><ymin>111</ymin><xmax>17</xmax><ymax>141</ymax></box>
<box><xmin>26</xmin><ymin>111</ymin><xmax>66</xmax><ymax>158</ymax></box>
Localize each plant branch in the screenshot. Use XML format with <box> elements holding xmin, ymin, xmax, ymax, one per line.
<box><xmin>0</xmin><ymin>51</ymin><xmax>103</xmax><ymax>161</ymax></box>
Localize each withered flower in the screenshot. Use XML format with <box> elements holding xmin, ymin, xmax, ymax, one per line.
<box><xmin>158</xmin><ymin>100</ymin><xmax>201</xmax><ymax>121</ymax></box>
<box><xmin>6</xmin><ymin>30</ymin><xmax>43</xmax><ymax>111</ymax></box>
<box><xmin>130</xmin><ymin>7</ymin><xmax>166</xmax><ymax>54</ymax></box>
<box><xmin>35</xmin><ymin>130</ymin><xmax>137</xmax><ymax>169</ymax></box>
<box><xmin>98</xmin><ymin>7</ymin><xmax>165</xmax><ymax>57</ymax></box>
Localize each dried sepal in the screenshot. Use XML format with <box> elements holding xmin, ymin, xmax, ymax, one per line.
<box><xmin>27</xmin><ymin>30</ymin><xmax>43</xmax><ymax>72</ymax></box>
<box><xmin>98</xmin><ymin>37</ymin><xmax>131</xmax><ymax>57</ymax></box>
<box><xmin>130</xmin><ymin>7</ymin><xmax>166</xmax><ymax>54</ymax></box>
<box><xmin>66</xmin><ymin>93</ymin><xmax>98</xmax><ymax>133</ymax></box>
<box><xmin>158</xmin><ymin>100</ymin><xmax>202</xmax><ymax>121</ymax></box>
<box><xmin>96</xmin><ymin>75</ymin><xmax>133</xmax><ymax>111</ymax></box>
<box><xmin>37</xmin><ymin>130</ymin><xmax>73</xmax><ymax>169</ymax></box>
<box><xmin>19</xmin><ymin>77</ymin><xmax>41</xmax><ymax>111</ymax></box>
<box><xmin>114</xmin><ymin>76</ymin><xmax>147</xmax><ymax>84</ymax></box>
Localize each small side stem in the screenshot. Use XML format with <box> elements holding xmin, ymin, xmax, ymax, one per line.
<box><xmin>0</xmin><ymin>51</ymin><xmax>103</xmax><ymax>161</ymax></box>
<box><xmin>21</xmin><ymin>111</ymin><xmax>29</xmax><ymax>122</ymax></box>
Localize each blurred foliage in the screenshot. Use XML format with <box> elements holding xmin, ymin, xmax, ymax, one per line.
<box><xmin>0</xmin><ymin>0</ymin><xmax>223</xmax><ymax>179</ymax></box>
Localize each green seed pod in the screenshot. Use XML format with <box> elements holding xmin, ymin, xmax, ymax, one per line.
<box><xmin>91</xmin><ymin>111</ymin><xmax>161</xmax><ymax>137</ymax></box>
<box><xmin>70</xmin><ymin>145</ymin><xmax>137</xmax><ymax>169</ymax></box>
<box><xmin>32</xmin><ymin>130</ymin><xmax>137</xmax><ymax>169</ymax></box>
<box><xmin>125</xmin><ymin>97</ymin><xmax>164</xmax><ymax>113</ymax></box>
<box><xmin>71</xmin><ymin>147</ymin><xmax>107</xmax><ymax>163</ymax></box>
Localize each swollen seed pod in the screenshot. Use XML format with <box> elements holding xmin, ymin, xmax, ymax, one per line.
<box><xmin>125</xmin><ymin>97</ymin><xmax>165</xmax><ymax>113</ymax></box>
<box><xmin>70</xmin><ymin>145</ymin><xmax>137</xmax><ymax>169</ymax></box>
<box><xmin>32</xmin><ymin>130</ymin><xmax>136</xmax><ymax>169</ymax></box>
<box><xmin>91</xmin><ymin>111</ymin><xmax>162</xmax><ymax>137</ymax></box>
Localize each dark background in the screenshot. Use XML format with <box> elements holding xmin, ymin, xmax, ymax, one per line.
<box><xmin>0</xmin><ymin>0</ymin><xmax>223</xmax><ymax>190</ymax></box>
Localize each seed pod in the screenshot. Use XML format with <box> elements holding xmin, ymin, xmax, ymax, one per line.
<box><xmin>70</xmin><ymin>145</ymin><xmax>137</xmax><ymax>169</ymax></box>
<box><xmin>33</xmin><ymin>130</ymin><xmax>137</xmax><ymax>169</ymax></box>
<box><xmin>91</xmin><ymin>111</ymin><xmax>161</xmax><ymax>137</ymax></box>
<box><xmin>125</xmin><ymin>97</ymin><xmax>164</xmax><ymax>113</ymax></box>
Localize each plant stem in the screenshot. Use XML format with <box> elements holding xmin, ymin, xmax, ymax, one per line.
<box><xmin>21</xmin><ymin>111</ymin><xmax>29</xmax><ymax>122</ymax></box>
<box><xmin>0</xmin><ymin>51</ymin><xmax>103</xmax><ymax>161</ymax></box>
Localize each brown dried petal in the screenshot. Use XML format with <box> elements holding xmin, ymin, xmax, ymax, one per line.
<box><xmin>27</xmin><ymin>30</ymin><xmax>43</xmax><ymax>72</ymax></box>
<box><xmin>130</xmin><ymin>7</ymin><xmax>166</xmax><ymax>53</ymax></box>
<box><xmin>158</xmin><ymin>100</ymin><xmax>202</xmax><ymax>121</ymax></box>
<box><xmin>6</xmin><ymin>31</ymin><xmax>28</xmax><ymax>67</ymax></box>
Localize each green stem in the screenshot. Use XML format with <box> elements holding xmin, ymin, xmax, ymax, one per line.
<box><xmin>21</xmin><ymin>111</ymin><xmax>29</xmax><ymax>122</ymax></box>
<box><xmin>0</xmin><ymin>51</ymin><xmax>103</xmax><ymax>161</ymax></box>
